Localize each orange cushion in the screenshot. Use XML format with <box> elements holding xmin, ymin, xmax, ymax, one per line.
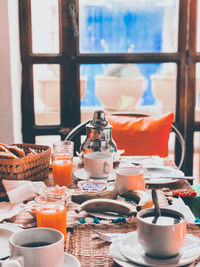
<box><xmin>107</xmin><ymin>113</ymin><xmax>174</xmax><ymax>157</ymax></box>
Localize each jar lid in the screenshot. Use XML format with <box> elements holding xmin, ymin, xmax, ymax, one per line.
<box><xmin>87</xmin><ymin>110</ymin><xmax>112</xmax><ymax>130</ymax></box>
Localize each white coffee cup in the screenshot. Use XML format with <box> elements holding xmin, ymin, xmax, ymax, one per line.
<box><xmin>84</xmin><ymin>152</ymin><xmax>113</xmax><ymax>178</ymax></box>
<box><xmin>115</xmin><ymin>167</ymin><xmax>145</xmax><ymax>193</ymax></box>
<box><xmin>0</xmin><ymin>228</ymin><xmax>64</xmax><ymax>267</ymax></box>
<box><xmin>137</xmin><ymin>208</ymin><xmax>187</xmax><ymax>258</ymax></box>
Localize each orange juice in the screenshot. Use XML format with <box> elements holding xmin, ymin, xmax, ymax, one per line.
<box><xmin>36</xmin><ymin>204</ymin><xmax>67</xmax><ymax>240</ymax></box>
<box><xmin>52</xmin><ymin>159</ymin><xmax>73</xmax><ymax>187</ymax></box>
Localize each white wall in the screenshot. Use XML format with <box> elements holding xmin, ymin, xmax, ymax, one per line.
<box><xmin>0</xmin><ymin>0</ymin><xmax>22</xmax><ymax>143</ymax></box>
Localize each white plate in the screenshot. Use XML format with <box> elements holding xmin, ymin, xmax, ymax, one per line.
<box><xmin>144</xmin><ymin>166</ymin><xmax>184</xmax><ymax>184</ymax></box>
<box><xmin>62</xmin><ymin>252</ymin><xmax>81</xmax><ymax>267</ymax></box>
<box><xmin>0</xmin><ymin>224</ymin><xmax>22</xmax><ymax>259</ymax></box>
<box><xmin>119</xmin><ymin>231</ymin><xmax>200</xmax><ymax>267</ymax></box>
<box><xmin>73</xmin><ymin>168</ymin><xmax>116</xmax><ymax>182</ymax></box>
<box><xmin>110</xmin><ymin>237</ymin><xmax>138</xmax><ymax>267</ymax></box>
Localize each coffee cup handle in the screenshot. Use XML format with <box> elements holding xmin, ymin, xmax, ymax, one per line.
<box><xmin>104</xmin><ymin>162</ymin><xmax>112</xmax><ymax>174</ymax></box>
<box><xmin>0</xmin><ymin>256</ymin><xmax>24</xmax><ymax>267</ymax></box>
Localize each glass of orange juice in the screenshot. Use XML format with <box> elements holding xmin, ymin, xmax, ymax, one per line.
<box><xmin>35</xmin><ymin>195</ymin><xmax>67</xmax><ymax>241</ymax></box>
<box><xmin>52</xmin><ymin>141</ymin><xmax>74</xmax><ymax>187</ymax></box>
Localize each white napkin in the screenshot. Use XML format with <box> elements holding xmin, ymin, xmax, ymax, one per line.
<box><xmin>120</xmin><ymin>156</ymin><xmax>164</xmax><ymax>167</ymax></box>
<box><xmin>0</xmin><ymin>202</ymin><xmax>20</xmax><ymax>222</ymax></box>
<box><xmin>2</xmin><ymin>180</ymin><xmax>46</xmax><ymax>204</ymax></box>
<box><xmin>169</xmin><ymin>197</ymin><xmax>195</xmax><ymax>223</ymax></box>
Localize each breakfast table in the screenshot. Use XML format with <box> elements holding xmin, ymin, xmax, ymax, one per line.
<box><xmin>51</xmin><ymin>156</ymin><xmax>199</xmax><ymax>266</ymax></box>
<box><xmin>0</xmin><ymin>155</ymin><xmax>200</xmax><ymax>267</ymax></box>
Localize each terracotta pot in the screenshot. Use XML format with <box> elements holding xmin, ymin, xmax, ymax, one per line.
<box><xmin>38</xmin><ymin>77</ymin><xmax>87</xmax><ymax>110</ymax></box>
<box><xmin>95</xmin><ymin>76</ymin><xmax>147</xmax><ymax>111</ymax></box>
<box><xmin>151</xmin><ymin>74</ymin><xmax>176</xmax><ymax>114</ymax></box>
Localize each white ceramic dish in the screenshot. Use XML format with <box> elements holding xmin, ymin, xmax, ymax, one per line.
<box><xmin>144</xmin><ymin>166</ymin><xmax>184</xmax><ymax>184</ymax></box>
<box><xmin>119</xmin><ymin>231</ymin><xmax>200</xmax><ymax>267</ymax></box>
<box><xmin>0</xmin><ymin>224</ymin><xmax>22</xmax><ymax>259</ymax></box>
<box><xmin>62</xmin><ymin>252</ymin><xmax>81</xmax><ymax>267</ymax></box>
<box><xmin>120</xmin><ymin>156</ymin><xmax>164</xmax><ymax>167</ymax></box>
<box><xmin>110</xmin><ymin>237</ymin><xmax>138</xmax><ymax>267</ymax></box>
<box><xmin>77</xmin><ymin>180</ymin><xmax>108</xmax><ymax>192</ymax></box>
<box><xmin>73</xmin><ymin>168</ymin><xmax>116</xmax><ymax>181</ymax></box>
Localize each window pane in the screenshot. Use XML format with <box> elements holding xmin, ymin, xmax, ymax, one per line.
<box><xmin>31</xmin><ymin>0</ymin><xmax>59</xmax><ymax>53</ymax></box>
<box><xmin>36</xmin><ymin>135</ymin><xmax>61</xmax><ymax>149</ymax></box>
<box><xmin>195</xmin><ymin>64</ymin><xmax>200</xmax><ymax>121</ymax></box>
<box><xmin>79</xmin><ymin>0</ymin><xmax>179</xmax><ymax>53</ymax></box>
<box><xmin>80</xmin><ymin>63</ymin><xmax>177</xmax><ymax>122</ymax></box>
<box><xmin>33</xmin><ymin>64</ymin><xmax>60</xmax><ymax>125</ymax></box>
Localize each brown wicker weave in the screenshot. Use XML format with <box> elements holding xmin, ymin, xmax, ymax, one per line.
<box><xmin>65</xmin><ymin>223</ymin><xmax>200</xmax><ymax>267</ymax></box>
<box><xmin>0</xmin><ymin>144</ymin><xmax>51</xmax><ymax>192</ymax></box>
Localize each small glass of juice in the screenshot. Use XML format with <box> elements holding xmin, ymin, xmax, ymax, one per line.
<box><xmin>52</xmin><ymin>141</ymin><xmax>74</xmax><ymax>187</ymax></box>
<box><xmin>35</xmin><ymin>195</ymin><xmax>67</xmax><ymax>241</ymax></box>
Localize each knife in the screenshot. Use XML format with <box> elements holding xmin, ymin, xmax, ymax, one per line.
<box><xmin>144</xmin><ymin>176</ymin><xmax>195</xmax><ymax>180</ymax></box>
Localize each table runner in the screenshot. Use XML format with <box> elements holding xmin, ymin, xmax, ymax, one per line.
<box><xmin>0</xmin><ymin>156</ymin><xmax>192</xmax><ymax>227</ymax></box>
<box><xmin>65</xmin><ymin>223</ymin><xmax>200</xmax><ymax>267</ymax></box>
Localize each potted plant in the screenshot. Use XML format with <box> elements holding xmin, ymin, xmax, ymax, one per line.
<box><xmin>95</xmin><ymin>64</ymin><xmax>148</xmax><ymax>111</ymax></box>
<box><xmin>150</xmin><ymin>64</ymin><xmax>176</xmax><ymax>114</ymax></box>
<box><xmin>38</xmin><ymin>76</ymin><xmax>87</xmax><ymax>111</ymax></box>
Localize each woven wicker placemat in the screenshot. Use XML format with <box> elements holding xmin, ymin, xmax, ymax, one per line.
<box><xmin>65</xmin><ymin>223</ymin><xmax>200</xmax><ymax>267</ymax></box>
<box><xmin>4</xmin><ymin>188</ymin><xmax>167</xmax><ymax>230</ymax></box>
<box><xmin>65</xmin><ymin>223</ymin><xmax>137</xmax><ymax>267</ymax></box>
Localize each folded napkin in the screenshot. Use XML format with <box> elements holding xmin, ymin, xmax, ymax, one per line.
<box><xmin>120</xmin><ymin>156</ymin><xmax>164</xmax><ymax>167</ymax></box>
<box><xmin>0</xmin><ymin>202</ymin><xmax>20</xmax><ymax>222</ymax></box>
<box><xmin>2</xmin><ymin>180</ymin><xmax>46</xmax><ymax>204</ymax></box>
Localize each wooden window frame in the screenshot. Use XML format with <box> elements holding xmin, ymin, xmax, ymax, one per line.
<box><xmin>19</xmin><ymin>0</ymin><xmax>198</xmax><ymax>175</ymax></box>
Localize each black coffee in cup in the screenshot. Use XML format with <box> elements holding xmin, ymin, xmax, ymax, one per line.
<box><xmin>21</xmin><ymin>242</ymin><xmax>51</xmax><ymax>248</ymax></box>
<box><xmin>141</xmin><ymin>211</ymin><xmax>184</xmax><ymax>225</ymax></box>
<box><xmin>137</xmin><ymin>208</ymin><xmax>187</xmax><ymax>258</ymax></box>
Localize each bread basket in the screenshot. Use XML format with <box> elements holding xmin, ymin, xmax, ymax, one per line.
<box><xmin>0</xmin><ymin>144</ymin><xmax>51</xmax><ymax>196</ymax></box>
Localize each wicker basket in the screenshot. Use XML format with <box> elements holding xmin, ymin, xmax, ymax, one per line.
<box><xmin>0</xmin><ymin>144</ymin><xmax>51</xmax><ymax>187</ymax></box>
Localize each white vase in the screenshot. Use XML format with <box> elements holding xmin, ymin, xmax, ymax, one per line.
<box><xmin>151</xmin><ymin>74</ymin><xmax>176</xmax><ymax>114</ymax></box>
<box><xmin>38</xmin><ymin>77</ymin><xmax>87</xmax><ymax>111</ymax></box>
<box><xmin>95</xmin><ymin>76</ymin><xmax>148</xmax><ymax>111</ymax></box>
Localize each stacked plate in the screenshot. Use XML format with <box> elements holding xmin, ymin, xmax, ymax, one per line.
<box><xmin>110</xmin><ymin>231</ymin><xmax>200</xmax><ymax>267</ymax></box>
<box><xmin>143</xmin><ymin>166</ymin><xmax>184</xmax><ymax>185</ymax></box>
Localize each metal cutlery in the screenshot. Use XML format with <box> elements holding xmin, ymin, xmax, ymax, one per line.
<box><xmin>151</xmin><ymin>189</ymin><xmax>161</xmax><ymax>224</ymax></box>
<box><xmin>3</xmin><ymin>222</ymin><xmax>37</xmax><ymax>229</ymax></box>
<box><xmin>144</xmin><ymin>176</ymin><xmax>194</xmax><ymax>181</ymax></box>
<box><xmin>92</xmin><ymin>229</ymin><xmax>127</xmax><ymax>243</ymax></box>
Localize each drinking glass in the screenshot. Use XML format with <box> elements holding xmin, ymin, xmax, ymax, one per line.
<box><xmin>35</xmin><ymin>195</ymin><xmax>67</xmax><ymax>241</ymax></box>
<box><xmin>52</xmin><ymin>141</ymin><xmax>74</xmax><ymax>187</ymax></box>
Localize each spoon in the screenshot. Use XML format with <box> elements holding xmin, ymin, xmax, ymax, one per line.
<box><xmin>151</xmin><ymin>189</ymin><xmax>161</xmax><ymax>224</ymax></box>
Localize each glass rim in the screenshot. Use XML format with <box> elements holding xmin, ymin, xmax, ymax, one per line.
<box><xmin>35</xmin><ymin>194</ymin><xmax>67</xmax><ymax>203</ymax></box>
<box><xmin>53</xmin><ymin>140</ymin><xmax>74</xmax><ymax>146</ymax></box>
<box><xmin>52</xmin><ymin>140</ymin><xmax>74</xmax><ymax>154</ymax></box>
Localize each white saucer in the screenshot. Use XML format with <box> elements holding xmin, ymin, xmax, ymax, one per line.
<box><xmin>119</xmin><ymin>231</ymin><xmax>200</xmax><ymax>267</ymax></box>
<box><xmin>0</xmin><ymin>224</ymin><xmax>22</xmax><ymax>259</ymax></box>
<box><xmin>73</xmin><ymin>168</ymin><xmax>116</xmax><ymax>182</ymax></box>
<box><xmin>110</xmin><ymin>237</ymin><xmax>138</xmax><ymax>267</ymax></box>
<box><xmin>144</xmin><ymin>166</ymin><xmax>184</xmax><ymax>184</ymax></box>
<box><xmin>62</xmin><ymin>252</ymin><xmax>81</xmax><ymax>267</ymax></box>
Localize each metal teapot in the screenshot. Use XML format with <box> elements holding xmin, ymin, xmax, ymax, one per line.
<box><xmin>81</xmin><ymin>110</ymin><xmax>117</xmax><ymax>154</ymax></box>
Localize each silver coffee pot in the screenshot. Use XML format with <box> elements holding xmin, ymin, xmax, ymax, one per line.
<box><xmin>81</xmin><ymin>110</ymin><xmax>117</xmax><ymax>154</ymax></box>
